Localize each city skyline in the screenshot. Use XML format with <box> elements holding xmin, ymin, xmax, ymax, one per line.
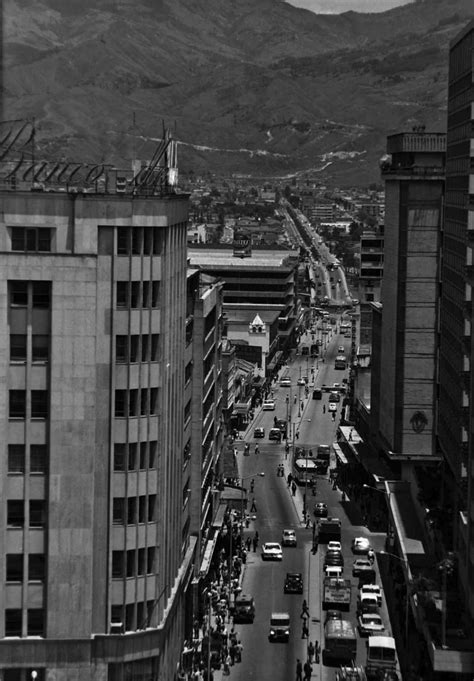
<box><xmin>284</xmin><ymin>0</ymin><xmax>415</xmax><ymax>14</ymax></box>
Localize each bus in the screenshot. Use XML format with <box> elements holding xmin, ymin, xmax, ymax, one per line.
<box><xmin>292</xmin><ymin>447</ymin><xmax>318</xmax><ymax>486</ymax></box>
<box><xmin>334</xmin><ymin>355</ymin><xmax>347</xmax><ymax>370</ymax></box>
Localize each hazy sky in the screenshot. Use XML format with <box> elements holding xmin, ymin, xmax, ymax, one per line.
<box><xmin>285</xmin><ymin>0</ymin><xmax>415</xmax><ymax>13</ymax></box>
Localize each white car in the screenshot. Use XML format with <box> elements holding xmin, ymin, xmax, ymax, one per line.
<box><xmin>281</xmin><ymin>529</ymin><xmax>297</xmax><ymax>547</ymax></box>
<box><xmin>262</xmin><ymin>400</ymin><xmax>275</xmax><ymax>411</ymax></box>
<box><xmin>327</xmin><ymin>541</ymin><xmax>342</xmax><ymax>552</ymax></box>
<box><xmin>261</xmin><ymin>542</ymin><xmax>283</xmax><ymax>560</ymax></box>
<box><xmin>338</xmin><ymin>346</ymin><xmax>345</xmax><ymax>353</ymax></box>
<box><xmin>328</xmin><ymin>402</ymin><xmax>337</xmax><ymax>412</ymax></box>
<box><xmin>351</xmin><ymin>537</ymin><xmax>371</xmax><ymax>554</ymax></box>
<box><xmin>359</xmin><ymin>584</ymin><xmax>382</xmax><ymax>607</ymax></box>
<box><xmin>297</xmin><ymin>377</ymin><xmax>306</xmax><ymax>386</ymax></box>
<box><xmin>358</xmin><ymin>613</ymin><xmax>385</xmax><ymax>637</ymax></box>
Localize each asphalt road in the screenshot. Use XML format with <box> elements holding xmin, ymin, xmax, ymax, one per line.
<box><xmin>224</xmin><ymin>318</ymin><xmax>392</xmax><ymax>681</ymax></box>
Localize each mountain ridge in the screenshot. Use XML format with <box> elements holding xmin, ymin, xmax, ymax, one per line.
<box><xmin>3</xmin><ymin>0</ymin><xmax>473</xmax><ymax>184</ymax></box>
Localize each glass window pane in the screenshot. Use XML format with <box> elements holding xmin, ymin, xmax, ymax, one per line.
<box><xmin>115</xmin><ymin>335</ymin><xmax>128</xmax><ymax>363</ymax></box>
<box><xmin>8</xmin><ymin>445</ymin><xmax>25</xmax><ymax>473</ymax></box>
<box><xmin>37</xmin><ymin>229</ymin><xmax>51</xmax><ymax>252</ymax></box>
<box><xmin>9</xmin><ymin>390</ymin><xmax>26</xmax><ymax>418</ymax></box>
<box><xmin>11</xmin><ymin>228</ymin><xmax>25</xmax><ymax>251</ymax></box>
<box><xmin>10</xmin><ymin>335</ymin><xmax>27</xmax><ymax>361</ymax></box>
<box><xmin>5</xmin><ymin>609</ymin><xmax>22</xmax><ymax>636</ymax></box>
<box><xmin>32</xmin><ymin>335</ymin><xmax>49</xmax><ymax>362</ymax></box>
<box><xmin>31</xmin><ymin>391</ymin><xmax>48</xmax><ymax>419</ymax></box>
<box><xmin>32</xmin><ymin>282</ymin><xmax>50</xmax><ymax>309</ymax></box>
<box><xmin>6</xmin><ymin>555</ymin><xmax>23</xmax><ymax>582</ymax></box>
<box><xmin>116</xmin><ymin>282</ymin><xmax>128</xmax><ymax>307</ymax></box>
<box><xmin>114</xmin><ymin>444</ymin><xmax>126</xmax><ymax>471</ymax></box>
<box><xmin>7</xmin><ymin>501</ymin><xmax>25</xmax><ymax>527</ymax></box>
<box><xmin>117</xmin><ymin>228</ymin><xmax>129</xmax><ymax>255</ymax></box>
<box><xmin>113</xmin><ymin>498</ymin><xmax>124</xmax><ymax>524</ymax></box>
<box><xmin>10</xmin><ymin>282</ymin><xmax>28</xmax><ymax>306</ymax></box>
<box><xmin>30</xmin><ymin>445</ymin><xmax>47</xmax><ymax>473</ymax></box>
<box><xmin>27</xmin><ymin>609</ymin><xmax>44</xmax><ymax>636</ymax></box>
<box><xmin>28</xmin><ymin>554</ymin><xmax>45</xmax><ymax>581</ymax></box>
<box><xmin>26</xmin><ymin>229</ymin><xmax>37</xmax><ymax>250</ymax></box>
<box><xmin>29</xmin><ymin>501</ymin><xmax>46</xmax><ymax>527</ymax></box>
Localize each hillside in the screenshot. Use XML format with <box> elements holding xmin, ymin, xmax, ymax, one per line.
<box><xmin>2</xmin><ymin>0</ymin><xmax>473</xmax><ymax>185</ymax></box>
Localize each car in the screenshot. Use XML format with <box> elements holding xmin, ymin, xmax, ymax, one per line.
<box><xmin>314</xmin><ymin>502</ymin><xmax>328</xmax><ymax>518</ymax></box>
<box><xmin>233</xmin><ymin>595</ymin><xmax>255</xmax><ymax>623</ymax></box>
<box><xmin>254</xmin><ymin>427</ymin><xmax>265</xmax><ymax>438</ymax></box>
<box><xmin>261</xmin><ymin>542</ymin><xmax>283</xmax><ymax>560</ymax></box>
<box><xmin>324</xmin><ymin>551</ymin><xmax>344</xmax><ymax>568</ymax></box>
<box><xmin>324</xmin><ymin>610</ymin><xmax>342</xmax><ymax>625</ymax></box>
<box><xmin>268</xmin><ymin>612</ymin><xmax>290</xmax><ymax>642</ymax></box>
<box><xmin>351</xmin><ymin>537</ymin><xmax>371</xmax><ymax>554</ymax></box>
<box><xmin>279</xmin><ymin>377</ymin><xmax>292</xmax><ymax>387</ymax></box>
<box><xmin>281</xmin><ymin>529</ymin><xmax>297</xmax><ymax>547</ymax></box>
<box><xmin>324</xmin><ymin>565</ymin><xmax>343</xmax><ymax>578</ymax></box>
<box><xmin>328</xmin><ymin>402</ymin><xmax>337</xmax><ymax>412</ymax></box>
<box><xmin>359</xmin><ymin>584</ymin><xmax>382</xmax><ymax>607</ymax></box>
<box><xmin>338</xmin><ymin>346</ymin><xmax>345</xmax><ymax>353</ymax></box>
<box><xmin>329</xmin><ymin>392</ymin><xmax>340</xmax><ymax>403</ymax></box>
<box><xmin>358</xmin><ymin>613</ymin><xmax>385</xmax><ymax>637</ymax></box>
<box><xmin>284</xmin><ymin>572</ymin><xmax>303</xmax><ymax>594</ymax></box>
<box><xmin>262</xmin><ymin>400</ymin><xmax>275</xmax><ymax>411</ymax></box>
<box><xmin>352</xmin><ymin>558</ymin><xmax>373</xmax><ymax>576</ymax></box>
<box><xmin>328</xmin><ymin>541</ymin><xmax>342</xmax><ymax>552</ymax></box>
<box><xmin>297</xmin><ymin>378</ymin><xmax>306</xmax><ymax>386</ymax></box>
<box><xmin>312</xmin><ymin>389</ymin><xmax>322</xmax><ymax>400</ymax></box>
<box><xmin>269</xmin><ymin>427</ymin><xmax>282</xmax><ymax>442</ymax></box>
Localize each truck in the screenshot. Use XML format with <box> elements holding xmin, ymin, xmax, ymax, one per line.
<box><xmin>315</xmin><ymin>444</ymin><xmax>330</xmax><ymax>472</ymax></box>
<box><xmin>323</xmin><ymin>577</ymin><xmax>351</xmax><ymax>611</ymax></box>
<box><xmin>323</xmin><ymin>619</ymin><xmax>357</xmax><ymax>663</ymax></box>
<box><xmin>318</xmin><ymin>517</ymin><xmax>342</xmax><ymax>543</ymax></box>
<box><xmin>365</xmin><ymin>636</ymin><xmax>399</xmax><ymax>680</ymax></box>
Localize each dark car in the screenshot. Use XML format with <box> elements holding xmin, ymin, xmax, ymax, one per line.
<box><xmin>233</xmin><ymin>595</ymin><xmax>255</xmax><ymax>623</ymax></box>
<box><xmin>314</xmin><ymin>502</ymin><xmax>328</xmax><ymax>518</ymax></box>
<box><xmin>284</xmin><ymin>572</ymin><xmax>303</xmax><ymax>594</ymax></box>
<box><xmin>324</xmin><ymin>551</ymin><xmax>344</xmax><ymax>568</ymax></box>
<box><xmin>312</xmin><ymin>388</ymin><xmax>322</xmax><ymax>400</ymax></box>
<box><xmin>254</xmin><ymin>427</ymin><xmax>265</xmax><ymax>438</ymax></box>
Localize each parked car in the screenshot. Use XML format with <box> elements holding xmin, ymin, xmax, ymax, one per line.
<box><xmin>324</xmin><ymin>551</ymin><xmax>344</xmax><ymax>568</ymax></box>
<box><xmin>328</xmin><ymin>541</ymin><xmax>342</xmax><ymax>552</ymax></box>
<box><xmin>262</xmin><ymin>400</ymin><xmax>275</xmax><ymax>411</ymax></box>
<box><xmin>269</xmin><ymin>427</ymin><xmax>282</xmax><ymax>442</ymax></box>
<box><xmin>284</xmin><ymin>572</ymin><xmax>303</xmax><ymax>594</ymax></box>
<box><xmin>314</xmin><ymin>502</ymin><xmax>328</xmax><ymax>518</ymax></box>
<box><xmin>328</xmin><ymin>402</ymin><xmax>338</xmax><ymax>413</ymax></box>
<box><xmin>281</xmin><ymin>529</ymin><xmax>297</xmax><ymax>547</ymax></box>
<box><xmin>262</xmin><ymin>542</ymin><xmax>283</xmax><ymax>561</ymax></box>
<box><xmin>351</xmin><ymin>537</ymin><xmax>371</xmax><ymax>554</ymax></box>
<box><xmin>324</xmin><ymin>610</ymin><xmax>342</xmax><ymax>625</ymax></box>
<box><xmin>359</xmin><ymin>584</ymin><xmax>382</xmax><ymax>607</ymax></box>
<box><xmin>329</xmin><ymin>392</ymin><xmax>340</xmax><ymax>403</ymax></box>
<box><xmin>254</xmin><ymin>427</ymin><xmax>265</xmax><ymax>438</ymax></box>
<box><xmin>357</xmin><ymin>613</ymin><xmax>385</xmax><ymax>637</ymax></box>
<box><xmin>338</xmin><ymin>346</ymin><xmax>345</xmax><ymax>353</ymax></box>
<box><xmin>352</xmin><ymin>558</ymin><xmax>374</xmax><ymax>577</ymax></box>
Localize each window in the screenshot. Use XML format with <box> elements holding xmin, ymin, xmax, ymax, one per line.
<box><xmin>138</xmin><ymin>496</ymin><xmax>147</xmax><ymax>523</ymax></box>
<box><xmin>132</xmin><ymin>229</ymin><xmax>142</xmax><ymax>255</ymax></box>
<box><xmin>130</xmin><ymin>336</ymin><xmax>139</xmax><ymax>362</ymax></box>
<box><xmin>116</xmin><ymin>282</ymin><xmax>128</xmax><ymax>307</ymax></box>
<box><xmin>31</xmin><ymin>391</ymin><xmax>48</xmax><ymax>419</ymax></box>
<box><xmin>141</xmin><ymin>335</ymin><xmax>149</xmax><ymax>362</ymax></box>
<box><xmin>28</xmin><ymin>555</ymin><xmax>45</xmax><ymax>581</ymax></box>
<box><xmin>128</xmin><ymin>443</ymin><xmax>137</xmax><ymax>471</ymax></box>
<box><xmin>29</xmin><ymin>501</ymin><xmax>45</xmax><ymax>527</ymax></box>
<box><xmin>11</xmin><ymin>227</ymin><xmax>51</xmax><ymax>252</ymax></box>
<box><xmin>144</xmin><ymin>228</ymin><xmax>153</xmax><ymax>255</ymax></box>
<box><xmin>7</xmin><ymin>501</ymin><xmax>24</xmax><ymax>527</ymax></box>
<box><xmin>150</xmin><ymin>388</ymin><xmax>158</xmax><ymax>415</ymax></box>
<box><xmin>142</xmin><ymin>282</ymin><xmax>150</xmax><ymax>307</ymax></box>
<box><xmin>27</xmin><ymin>609</ymin><xmax>44</xmax><ymax>636</ymax></box>
<box><xmin>131</xmin><ymin>282</ymin><xmax>140</xmax><ymax>308</ymax></box>
<box><xmin>5</xmin><ymin>609</ymin><xmax>22</xmax><ymax>637</ymax></box>
<box><xmin>117</xmin><ymin>227</ymin><xmax>130</xmax><ymax>255</ymax></box>
<box><xmin>140</xmin><ymin>390</ymin><xmax>148</xmax><ymax>416</ymax></box>
<box><xmin>148</xmin><ymin>495</ymin><xmax>156</xmax><ymax>522</ymax></box>
<box><xmin>32</xmin><ymin>335</ymin><xmax>49</xmax><ymax>362</ymax></box>
<box><xmin>116</xmin><ymin>335</ymin><xmax>128</xmax><ymax>363</ymax></box>
<box><xmin>10</xmin><ymin>282</ymin><xmax>28</xmax><ymax>306</ymax></box>
<box><xmin>114</xmin><ymin>443</ymin><xmax>126</xmax><ymax>471</ymax></box>
<box><xmin>152</xmin><ymin>229</ymin><xmax>163</xmax><ymax>255</ymax></box>
<box><xmin>127</xmin><ymin>498</ymin><xmax>137</xmax><ymax>524</ymax></box>
<box><xmin>30</xmin><ymin>445</ymin><xmax>47</xmax><ymax>474</ymax></box>
<box><xmin>147</xmin><ymin>547</ymin><xmax>155</xmax><ymax>574</ymax></box>
<box><xmin>152</xmin><ymin>282</ymin><xmax>160</xmax><ymax>307</ymax></box>
<box><xmin>32</xmin><ymin>283</ymin><xmax>50</xmax><ymax>309</ymax></box>
<box><xmin>4</xmin><ymin>672</ymin><xmax>45</xmax><ymax>681</ymax></box>
<box><xmin>112</xmin><ymin>551</ymin><xmax>124</xmax><ymax>578</ymax></box>
<box><xmin>113</xmin><ymin>498</ymin><xmax>125</xmax><ymax>524</ymax></box>
<box><xmin>111</xmin><ymin>605</ymin><xmax>123</xmax><ymax>625</ymax></box>
<box><xmin>129</xmin><ymin>389</ymin><xmax>138</xmax><ymax>417</ymax></box>
<box><xmin>8</xmin><ymin>445</ymin><xmax>25</xmax><ymax>473</ymax></box>
<box><xmin>10</xmin><ymin>335</ymin><xmax>27</xmax><ymax>361</ymax></box>
<box><xmin>125</xmin><ymin>604</ymin><xmax>134</xmax><ymax>632</ymax></box>
<box><xmin>139</xmin><ymin>442</ymin><xmax>147</xmax><ymax>469</ymax></box>
<box><xmin>9</xmin><ymin>390</ymin><xmax>26</xmax><ymax>418</ymax></box>
<box><xmin>149</xmin><ymin>441</ymin><xmax>157</xmax><ymax>469</ymax></box>
<box><xmin>126</xmin><ymin>550</ymin><xmax>135</xmax><ymax>577</ymax></box>
<box><xmin>151</xmin><ymin>334</ymin><xmax>160</xmax><ymax>361</ymax></box>
<box><xmin>137</xmin><ymin>548</ymin><xmax>145</xmax><ymax>575</ymax></box>
<box><xmin>6</xmin><ymin>555</ymin><xmax>23</xmax><ymax>582</ymax></box>
<box><xmin>115</xmin><ymin>390</ymin><xmax>126</xmax><ymax>417</ymax></box>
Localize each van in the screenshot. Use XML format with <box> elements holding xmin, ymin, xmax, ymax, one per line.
<box><xmin>268</xmin><ymin>612</ymin><xmax>290</xmax><ymax>642</ymax></box>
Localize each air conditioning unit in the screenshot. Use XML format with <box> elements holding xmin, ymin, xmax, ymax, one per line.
<box><xmin>110</xmin><ymin>622</ymin><xmax>124</xmax><ymax>635</ymax></box>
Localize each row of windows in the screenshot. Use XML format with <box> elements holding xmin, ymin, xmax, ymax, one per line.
<box><xmin>8</xmin><ymin>445</ymin><xmax>47</xmax><ymax>474</ymax></box>
<box><xmin>116</xmin><ymin>281</ymin><xmax>160</xmax><ymax>308</ymax></box>
<box><xmin>111</xmin><ymin>601</ymin><xmax>156</xmax><ymax>633</ymax></box>
<box><xmin>115</xmin><ymin>389</ymin><xmax>159</xmax><ymax>418</ymax></box>
<box><xmin>3</xmin><ymin>670</ymin><xmax>45</xmax><ymax>681</ymax></box>
<box><xmin>5</xmin><ymin>609</ymin><xmax>44</xmax><ymax>637</ymax></box>
<box><xmin>9</xmin><ymin>391</ymin><xmax>48</xmax><ymax>419</ymax></box>
<box><xmin>6</xmin><ymin>554</ymin><xmax>45</xmax><ymax>582</ymax></box>
<box><xmin>7</xmin><ymin>501</ymin><xmax>46</xmax><ymax>528</ymax></box>
<box><xmin>11</xmin><ymin>227</ymin><xmax>52</xmax><ymax>253</ymax></box>
<box><xmin>112</xmin><ymin>496</ymin><xmax>156</xmax><ymax>525</ymax></box>
<box><xmin>116</xmin><ymin>334</ymin><xmax>160</xmax><ymax>363</ymax></box>
<box><xmin>10</xmin><ymin>335</ymin><xmax>49</xmax><ymax>362</ymax></box>
<box><xmin>10</xmin><ymin>282</ymin><xmax>50</xmax><ymax>309</ymax></box>
<box><xmin>114</xmin><ymin>442</ymin><xmax>157</xmax><ymax>471</ymax></box>
<box><xmin>117</xmin><ymin>227</ymin><xmax>164</xmax><ymax>256</ymax></box>
<box><xmin>111</xmin><ymin>547</ymin><xmax>156</xmax><ymax>578</ymax></box>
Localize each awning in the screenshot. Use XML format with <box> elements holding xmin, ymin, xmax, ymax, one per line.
<box><xmin>199</xmin><ymin>534</ymin><xmax>219</xmax><ymax>578</ymax></box>
<box><xmin>332</xmin><ymin>442</ymin><xmax>349</xmax><ymax>465</ymax></box>
<box><xmin>267</xmin><ymin>350</ymin><xmax>283</xmax><ymax>371</ymax></box>
<box><xmin>233</xmin><ymin>399</ymin><xmax>252</xmax><ymax>414</ymax></box>
<box><xmin>212</xmin><ymin>504</ymin><xmax>228</xmax><ymax>528</ymax></box>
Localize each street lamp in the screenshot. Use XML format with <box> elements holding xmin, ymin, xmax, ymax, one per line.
<box><xmin>379</xmin><ymin>550</ymin><xmax>409</xmax><ymax>642</ymax></box>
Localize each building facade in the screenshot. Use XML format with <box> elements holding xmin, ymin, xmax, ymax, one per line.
<box><xmin>439</xmin><ymin>20</ymin><xmax>474</xmax><ymax>619</ymax></box>
<box><xmin>0</xmin><ymin>188</ymin><xmax>192</xmax><ymax>680</ymax></box>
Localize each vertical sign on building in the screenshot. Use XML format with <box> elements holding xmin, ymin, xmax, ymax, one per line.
<box><xmin>233</xmin><ymin>231</ymin><xmax>252</xmax><ymax>258</ymax></box>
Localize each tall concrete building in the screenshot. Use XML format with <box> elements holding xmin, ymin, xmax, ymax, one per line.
<box><xmin>439</xmin><ymin>19</ymin><xmax>474</xmax><ymax>620</ymax></box>
<box><xmin>377</xmin><ymin>131</ymin><xmax>445</xmax><ymax>465</ymax></box>
<box><xmin>0</xmin><ymin>179</ymin><xmax>194</xmax><ymax>679</ymax></box>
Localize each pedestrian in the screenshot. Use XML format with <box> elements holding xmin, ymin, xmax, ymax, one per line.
<box><xmin>245</xmin><ymin>537</ymin><xmax>251</xmax><ymax>552</ymax></box>
<box><xmin>323</xmin><ymin>404</ymin><xmax>326</xmax><ymax>414</ymax></box>
<box><xmin>287</xmin><ymin>472</ymin><xmax>293</xmax><ymax>487</ymax></box>
<box><xmin>301</xmin><ymin>619</ymin><xmax>309</xmax><ymax>639</ymax></box>
<box><xmin>304</xmin><ymin>660</ymin><xmax>312</xmax><ymax>680</ymax></box>
<box><xmin>235</xmin><ymin>640</ymin><xmax>243</xmax><ymax>662</ymax></box>
<box><xmin>307</xmin><ymin>641</ymin><xmax>315</xmax><ymax>663</ymax></box>
<box><xmin>301</xmin><ymin>401</ymin><xmax>304</xmax><ymax>411</ymax></box>
<box><xmin>314</xmin><ymin>640</ymin><xmax>320</xmax><ymax>663</ymax></box>
<box><xmin>252</xmin><ymin>536</ymin><xmax>258</xmax><ymax>552</ymax></box>
<box><xmin>250</xmin><ymin>498</ymin><xmax>257</xmax><ymax>513</ymax></box>
<box><xmin>292</xmin><ymin>481</ymin><xmax>297</xmax><ymax>496</ymax></box>
<box><xmin>294</xmin><ymin>395</ymin><xmax>297</xmax><ymax>404</ymax></box>
<box><xmin>255</xmin><ymin>444</ymin><xmax>259</xmax><ymax>455</ymax></box>
<box><xmin>296</xmin><ymin>659</ymin><xmax>303</xmax><ymax>681</ymax></box>
<box><xmin>296</xmin><ymin>430</ymin><xmax>300</xmax><ymax>440</ymax></box>
<box><xmin>368</xmin><ymin>548</ymin><xmax>375</xmax><ymax>563</ymax></box>
<box><xmin>250</xmin><ymin>479</ymin><xmax>255</xmax><ymax>493</ymax></box>
<box><xmin>301</xmin><ymin>600</ymin><xmax>310</xmax><ymax>618</ymax></box>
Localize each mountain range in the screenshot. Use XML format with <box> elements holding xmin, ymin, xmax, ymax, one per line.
<box><xmin>2</xmin><ymin>0</ymin><xmax>473</xmax><ymax>185</ymax></box>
